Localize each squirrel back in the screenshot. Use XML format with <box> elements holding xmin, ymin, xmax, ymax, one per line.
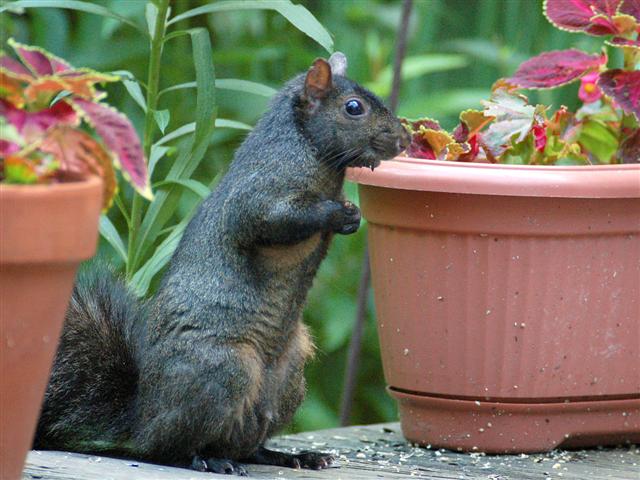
<box><xmin>35</xmin><ymin>52</ymin><xmax>410</xmax><ymax>473</ymax></box>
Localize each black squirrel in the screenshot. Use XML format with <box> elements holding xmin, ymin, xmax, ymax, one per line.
<box><xmin>34</xmin><ymin>52</ymin><xmax>411</xmax><ymax>475</ymax></box>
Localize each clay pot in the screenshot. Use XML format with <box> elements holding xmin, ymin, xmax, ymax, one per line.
<box><xmin>347</xmin><ymin>158</ymin><xmax>640</xmax><ymax>453</ymax></box>
<box><xmin>0</xmin><ymin>176</ymin><xmax>102</xmax><ymax>480</ymax></box>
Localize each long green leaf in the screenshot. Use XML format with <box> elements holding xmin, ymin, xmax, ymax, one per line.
<box><xmin>99</xmin><ymin>215</ymin><xmax>127</xmax><ymax>262</ymax></box>
<box><xmin>367</xmin><ymin>54</ymin><xmax>468</xmax><ymax>97</ymax></box>
<box><xmin>131</xmin><ymin>27</ymin><xmax>216</xmax><ymax>272</ymax></box>
<box><xmin>153</xmin><ymin>178</ymin><xmax>211</xmax><ymax>199</ymax></box>
<box><xmin>159</xmin><ymin>79</ymin><xmax>276</xmax><ymax>98</ymax></box>
<box><xmin>215</xmin><ymin>118</ymin><xmax>252</xmax><ymax>131</ymax></box>
<box><xmin>0</xmin><ymin>0</ymin><xmax>145</xmax><ymax>34</ymax></box>
<box><xmin>148</xmin><ymin>145</ymin><xmax>169</xmax><ymax>177</ymax></box>
<box><xmin>129</xmin><ymin>213</ymin><xmax>191</xmax><ymax>298</ymax></box>
<box><xmin>111</xmin><ymin>70</ymin><xmax>147</xmax><ymax>112</ymax></box>
<box><xmin>155</xmin><ymin>123</ymin><xmax>195</xmax><ymax>146</ymax></box>
<box><xmin>155</xmin><ymin>118</ymin><xmax>251</xmax><ymax>147</ymax></box>
<box><xmin>167</xmin><ymin>0</ymin><xmax>333</xmax><ymax>53</ymax></box>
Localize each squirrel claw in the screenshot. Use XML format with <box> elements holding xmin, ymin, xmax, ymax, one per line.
<box><xmin>191</xmin><ymin>456</ymin><xmax>248</xmax><ymax>476</ymax></box>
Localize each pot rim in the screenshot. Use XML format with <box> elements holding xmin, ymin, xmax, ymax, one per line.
<box><xmin>346</xmin><ymin>156</ymin><xmax>640</xmax><ymax>198</ymax></box>
<box><xmin>0</xmin><ymin>174</ymin><xmax>102</xmax><ymax>197</ymax></box>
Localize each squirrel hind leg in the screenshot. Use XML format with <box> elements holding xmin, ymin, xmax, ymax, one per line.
<box><xmin>191</xmin><ymin>455</ymin><xmax>248</xmax><ymax>476</ymax></box>
<box><xmin>242</xmin><ymin>446</ymin><xmax>334</xmax><ymax>470</ymax></box>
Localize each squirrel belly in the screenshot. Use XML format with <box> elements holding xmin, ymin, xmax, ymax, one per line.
<box><xmin>34</xmin><ymin>53</ymin><xmax>410</xmax><ymax>471</ymax></box>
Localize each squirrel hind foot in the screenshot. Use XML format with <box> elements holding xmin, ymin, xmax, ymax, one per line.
<box><xmin>245</xmin><ymin>446</ymin><xmax>334</xmax><ymax>470</ymax></box>
<box><xmin>191</xmin><ymin>455</ymin><xmax>248</xmax><ymax>476</ymax></box>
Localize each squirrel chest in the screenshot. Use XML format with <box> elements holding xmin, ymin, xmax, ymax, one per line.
<box><xmin>257</xmin><ymin>232</ymin><xmax>328</xmax><ymax>271</ymax></box>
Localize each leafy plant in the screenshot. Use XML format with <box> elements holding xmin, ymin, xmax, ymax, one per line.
<box><xmin>404</xmin><ymin>0</ymin><xmax>640</xmax><ymax>165</ymax></box>
<box><xmin>0</xmin><ymin>39</ymin><xmax>149</xmax><ymax>206</ymax></box>
<box><xmin>0</xmin><ymin>0</ymin><xmax>332</xmax><ymax>295</ymax></box>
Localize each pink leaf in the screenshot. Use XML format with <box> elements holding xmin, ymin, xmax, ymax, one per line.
<box><xmin>0</xmin><ymin>99</ymin><xmax>77</xmax><ymax>143</ymax></box>
<box><xmin>598</xmin><ymin>69</ymin><xmax>640</xmax><ymax>119</ymax></box>
<box><xmin>0</xmin><ymin>139</ymin><xmax>20</xmax><ymax>156</ymax></box>
<box><xmin>0</xmin><ymin>53</ymin><xmax>32</xmax><ymax>80</ymax></box>
<box><xmin>72</xmin><ymin>98</ymin><xmax>150</xmax><ymax>198</ymax></box>
<box><xmin>506</xmin><ymin>49</ymin><xmax>606</xmax><ymax>89</ymax></box>
<box><xmin>544</xmin><ymin>0</ymin><xmax>624</xmax><ymax>35</ymax></box>
<box><xmin>8</xmin><ymin>38</ymin><xmax>71</xmax><ymax>76</ymax></box>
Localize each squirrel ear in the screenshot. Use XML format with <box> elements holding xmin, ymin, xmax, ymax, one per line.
<box><xmin>328</xmin><ymin>52</ymin><xmax>347</xmax><ymax>77</ymax></box>
<box><xmin>303</xmin><ymin>58</ymin><xmax>332</xmax><ymax>102</ymax></box>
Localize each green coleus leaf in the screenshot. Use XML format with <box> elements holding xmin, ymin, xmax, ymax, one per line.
<box><xmin>555</xmin><ymin>154</ymin><xmax>590</xmax><ymax>165</ymax></box>
<box><xmin>577</xmin><ymin>119</ymin><xmax>619</xmax><ymax>163</ymax></box>
<box><xmin>3</xmin><ymin>155</ymin><xmax>38</xmax><ymax>183</ymax></box>
<box><xmin>481</xmin><ymin>89</ymin><xmax>544</xmax><ymax>157</ymax></box>
<box><xmin>500</xmin><ymin>134</ymin><xmax>535</xmax><ymax>164</ymax></box>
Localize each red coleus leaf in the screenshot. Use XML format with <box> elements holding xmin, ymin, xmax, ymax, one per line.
<box><xmin>402</xmin><ymin>117</ymin><xmax>442</xmax><ymax>132</ymax></box>
<box><xmin>506</xmin><ymin>49</ymin><xmax>606</xmax><ymax>89</ymax></box>
<box><xmin>598</xmin><ymin>69</ymin><xmax>640</xmax><ymax>118</ymax></box>
<box><xmin>0</xmin><ymin>98</ymin><xmax>78</xmax><ymax>143</ymax></box>
<box><xmin>22</xmin><ymin>70</ymin><xmax>116</xmax><ymax>104</ymax></box>
<box><xmin>620</xmin><ymin>0</ymin><xmax>640</xmax><ymax>21</ymax></box>
<box><xmin>606</xmin><ymin>36</ymin><xmax>640</xmax><ymax>50</ymax></box>
<box><xmin>618</xmin><ymin>128</ymin><xmax>640</xmax><ymax>163</ymax></box>
<box><xmin>543</xmin><ymin>0</ymin><xmax>635</xmax><ymax>35</ymax></box>
<box><xmin>72</xmin><ymin>97</ymin><xmax>151</xmax><ymax>198</ymax></box>
<box><xmin>533</xmin><ymin>123</ymin><xmax>548</xmax><ymax>152</ymax></box>
<box><xmin>2</xmin><ymin>39</ymin><xmax>119</xmax><ymax>106</ymax></box>
<box><xmin>401</xmin><ymin>118</ymin><xmax>441</xmax><ymax>159</ymax></box>
<box><xmin>39</xmin><ymin>126</ymin><xmax>117</xmax><ymax>208</ymax></box>
<box><xmin>8</xmin><ymin>38</ymin><xmax>71</xmax><ymax>76</ymax></box>
<box><xmin>452</xmin><ymin>110</ymin><xmax>493</xmax><ymax>161</ymax></box>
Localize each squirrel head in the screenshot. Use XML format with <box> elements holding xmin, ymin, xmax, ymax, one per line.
<box><xmin>294</xmin><ymin>52</ymin><xmax>411</xmax><ymax>171</ymax></box>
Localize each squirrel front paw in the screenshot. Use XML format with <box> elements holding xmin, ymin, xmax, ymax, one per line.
<box><xmin>324</xmin><ymin>200</ymin><xmax>361</xmax><ymax>235</ymax></box>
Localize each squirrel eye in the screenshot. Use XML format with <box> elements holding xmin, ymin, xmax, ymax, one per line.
<box><xmin>344</xmin><ymin>99</ymin><xmax>365</xmax><ymax>117</ymax></box>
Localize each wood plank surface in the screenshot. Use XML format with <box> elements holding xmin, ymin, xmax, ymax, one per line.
<box><xmin>22</xmin><ymin>423</ymin><xmax>639</xmax><ymax>480</ymax></box>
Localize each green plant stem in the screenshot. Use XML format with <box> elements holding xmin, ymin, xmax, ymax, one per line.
<box><xmin>127</xmin><ymin>0</ymin><xmax>170</xmax><ymax>279</ymax></box>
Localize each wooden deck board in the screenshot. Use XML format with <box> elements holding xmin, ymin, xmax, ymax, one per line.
<box><xmin>22</xmin><ymin>423</ymin><xmax>639</xmax><ymax>480</ymax></box>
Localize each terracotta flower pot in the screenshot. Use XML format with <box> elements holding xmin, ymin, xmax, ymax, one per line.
<box><xmin>347</xmin><ymin>158</ymin><xmax>640</xmax><ymax>453</ymax></box>
<box><xmin>0</xmin><ymin>176</ymin><xmax>102</xmax><ymax>480</ymax></box>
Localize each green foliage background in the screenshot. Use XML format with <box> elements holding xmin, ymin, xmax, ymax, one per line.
<box><xmin>1</xmin><ymin>0</ymin><xmax>604</xmax><ymax>432</ymax></box>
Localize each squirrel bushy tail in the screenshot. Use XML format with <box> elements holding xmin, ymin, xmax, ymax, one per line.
<box><xmin>34</xmin><ymin>265</ymin><xmax>141</xmax><ymax>456</ymax></box>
